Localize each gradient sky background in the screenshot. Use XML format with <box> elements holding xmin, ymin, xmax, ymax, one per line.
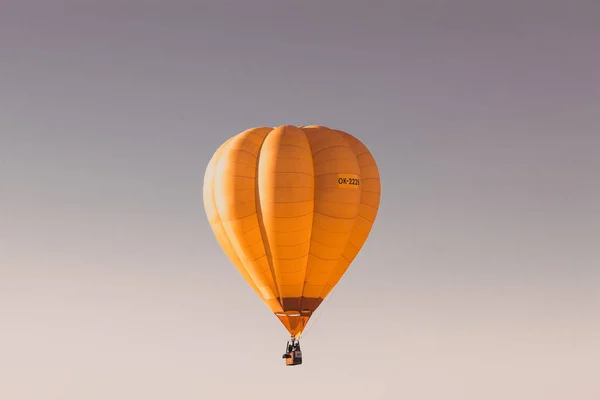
<box><xmin>1</xmin><ymin>1</ymin><xmax>599</xmax><ymax>399</ymax></box>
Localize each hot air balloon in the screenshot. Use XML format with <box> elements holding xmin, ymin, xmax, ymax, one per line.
<box><xmin>203</xmin><ymin>125</ymin><xmax>381</xmax><ymax>366</ymax></box>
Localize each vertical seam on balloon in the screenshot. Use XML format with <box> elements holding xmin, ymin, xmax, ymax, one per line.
<box><xmin>298</xmin><ymin>126</ymin><xmax>317</xmax><ymax>315</ymax></box>
<box><xmin>254</xmin><ymin>128</ymin><xmax>283</xmax><ymax>306</ymax></box>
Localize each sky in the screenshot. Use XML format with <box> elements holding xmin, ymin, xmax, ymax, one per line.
<box><xmin>1</xmin><ymin>0</ymin><xmax>599</xmax><ymax>399</ymax></box>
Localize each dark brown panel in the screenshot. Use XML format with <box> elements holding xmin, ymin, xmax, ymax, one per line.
<box><xmin>279</xmin><ymin>297</ymin><xmax>323</xmax><ymax>312</ymax></box>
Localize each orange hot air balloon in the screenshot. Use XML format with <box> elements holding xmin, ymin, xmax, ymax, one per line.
<box><xmin>203</xmin><ymin>125</ymin><xmax>381</xmax><ymax>366</ymax></box>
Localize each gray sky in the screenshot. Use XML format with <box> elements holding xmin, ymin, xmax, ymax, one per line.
<box><xmin>1</xmin><ymin>1</ymin><xmax>599</xmax><ymax>399</ymax></box>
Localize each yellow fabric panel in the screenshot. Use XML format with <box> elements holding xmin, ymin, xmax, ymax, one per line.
<box><xmin>320</xmin><ymin>130</ymin><xmax>381</xmax><ymax>299</ymax></box>
<box><xmin>300</xmin><ymin>126</ymin><xmax>361</xmax><ymax>299</ymax></box>
<box><xmin>257</xmin><ymin>126</ymin><xmax>315</xmax><ymax>300</ymax></box>
<box><xmin>207</xmin><ymin>127</ymin><xmax>283</xmax><ymax>313</ymax></box>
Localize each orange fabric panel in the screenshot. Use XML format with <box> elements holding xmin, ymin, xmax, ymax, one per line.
<box><xmin>205</xmin><ymin>127</ymin><xmax>283</xmax><ymax>313</ymax></box>
<box><xmin>257</xmin><ymin>126</ymin><xmax>315</xmax><ymax>301</ymax></box>
<box><xmin>320</xmin><ymin>130</ymin><xmax>381</xmax><ymax>299</ymax></box>
<box><xmin>300</xmin><ymin>126</ymin><xmax>361</xmax><ymax>301</ymax></box>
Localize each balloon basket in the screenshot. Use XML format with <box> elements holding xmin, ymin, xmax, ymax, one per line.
<box><xmin>282</xmin><ymin>337</ymin><xmax>303</xmax><ymax>366</ymax></box>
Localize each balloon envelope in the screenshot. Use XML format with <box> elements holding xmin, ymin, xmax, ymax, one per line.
<box><xmin>203</xmin><ymin>125</ymin><xmax>381</xmax><ymax>337</ymax></box>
